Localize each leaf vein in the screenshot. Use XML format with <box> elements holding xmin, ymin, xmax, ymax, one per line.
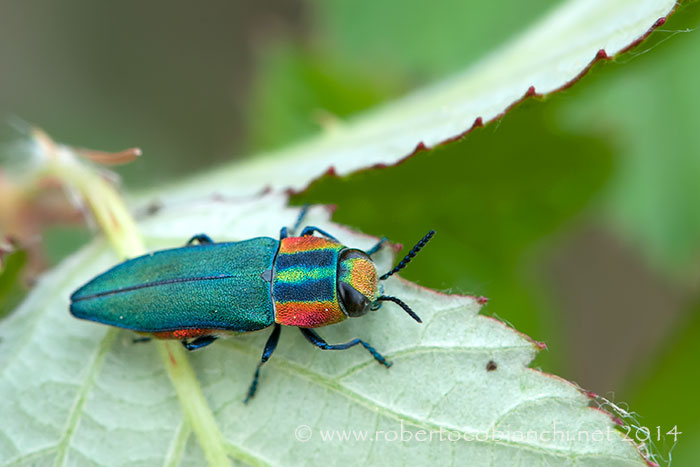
<box><xmin>220</xmin><ymin>340</ymin><xmax>595</xmax><ymax>458</ymax></box>
<box><xmin>53</xmin><ymin>328</ymin><xmax>117</xmax><ymax>466</ymax></box>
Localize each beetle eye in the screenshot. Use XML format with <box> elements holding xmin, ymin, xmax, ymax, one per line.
<box><xmin>338</xmin><ymin>281</ymin><xmax>371</xmax><ymax>317</ymax></box>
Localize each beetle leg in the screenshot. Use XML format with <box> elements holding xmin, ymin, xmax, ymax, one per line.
<box><xmin>299</xmin><ymin>226</ymin><xmax>340</xmax><ymax>242</ymax></box>
<box><xmin>280</xmin><ymin>205</ymin><xmax>310</xmax><ymax>239</ymax></box>
<box><xmin>365</xmin><ymin>236</ymin><xmax>388</xmax><ymax>256</ymax></box>
<box><xmin>132</xmin><ymin>336</ymin><xmax>152</xmax><ymax>344</ymax></box>
<box><xmin>245</xmin><ymin>324</ymin><xmax>282</xmax><ymax>403</ymax></box>
<box><xmin>181</xmin><ymin>335</ymin><xmax>218</xmax><ymax>351</ymax></box>
<box><xmin>299</xmin><ymin>328</ymin><xmax>392</xmax><ymax>368</ymax></box>
<box><xmin>186</xmin><ymin>234</ymin><xmax>214</xmax><ymax>246</ymax></box>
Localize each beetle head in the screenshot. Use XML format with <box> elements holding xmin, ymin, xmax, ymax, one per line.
<box><xmin>338</xmin><ymin>230</ymin><xmax>435</xmax><ymax>324</ymax></box>
<box><xmin>337</xmin><ymin>249</ymin><xmax>380</xmax><ymax>317</ymax></box>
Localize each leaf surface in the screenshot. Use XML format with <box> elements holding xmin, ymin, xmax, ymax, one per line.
<box><xmin>0</xmin><ymin>197</ymin><xmax>650</xmax><ymax>465</ymax></box>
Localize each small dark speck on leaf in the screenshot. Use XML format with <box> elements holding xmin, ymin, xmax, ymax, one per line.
<box><xmin>486</xmin><ymin>360</ymin><xmax>497</xmax><ymax>371</ymax></box>
<box><xmin>146</xmin><ymin>202</ymin><xmax>162</xmax><ymax>216</ymax></box>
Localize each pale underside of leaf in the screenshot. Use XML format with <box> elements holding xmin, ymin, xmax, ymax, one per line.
<box><xmin>142</xmin><ymin>0</ymin><xmax>676</xmax><ymax>204</ymax></box>
<box><xmin>0</xmin><ymin>197</ymin><xmax>651</xmax><ymax>465</ymax></box>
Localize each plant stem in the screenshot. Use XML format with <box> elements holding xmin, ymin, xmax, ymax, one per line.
<box><xmin>35</xmin><ymin>129</ymin><xmax>230</xmax><ymax>466</ymax></box>
<box><xmin>157</xmin><ymin>342</ymin><xmax>230</xmax><ymax>466</ymax></box>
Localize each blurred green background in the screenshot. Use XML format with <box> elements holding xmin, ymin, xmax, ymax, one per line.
<box><xmin>1</xmin><ymin>0</ymin><xmax>699</xmax><ymax>464</ymax></box>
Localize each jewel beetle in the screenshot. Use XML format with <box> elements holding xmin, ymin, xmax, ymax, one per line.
<box><xmin>69</xmin><ymin>207</ymin><xmax>434</xmax><ymax>402</ymax></box>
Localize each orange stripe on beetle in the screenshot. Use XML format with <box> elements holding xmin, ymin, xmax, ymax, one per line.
<box><xmin>275</xmin><ymin>301</ymin><xmax>346</xmax><ymax>328</ymax></box>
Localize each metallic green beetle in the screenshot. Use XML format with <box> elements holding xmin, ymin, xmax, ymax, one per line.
<box><xmin>70</xmin><ymin>208</ymin><xmax>434</xmax><ymax>401</ymax></box>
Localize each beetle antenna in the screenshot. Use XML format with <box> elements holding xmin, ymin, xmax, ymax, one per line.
<box><xmin>379</xmin><ymin>230</ymin><xmax>435</xmax><ymax>281</ymax></box>
<box><xmin>377</xmin><ymin>295</ymin><xmax>422</xmax><ymax>323</ymax></box>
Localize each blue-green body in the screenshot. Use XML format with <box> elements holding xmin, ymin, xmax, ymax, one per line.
<box><xmin>70</xmin><ymin>237</ymin><xmax>278</xmax><ymax>333</ymax></box>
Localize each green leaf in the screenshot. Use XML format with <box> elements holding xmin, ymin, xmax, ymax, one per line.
<box><xmin>554</xmin><ymin>1</ymin><xmax>700</xmax><ymax>276</ymax></box>
<box><xmin>0</xmin><ymin>198</ymin><xmax>650</xmax><ymax>465</ymax></box>
<box><xmin>312</xmin><ymin>0</ymin><xmax>563</xmax><ymax>78</ymax></box>
<box><xmin>148</xmin><ymin>0</ymin><xmax>674</xmax><ymax>202</ymax></box>
<box><xmin>0</xmin><ymin>247</ymin><xmax>28</xmax><ymax>320</ymax></box>
<box><xmin>291</xmin><ymin>101</ymin><xmax>616</xmax><ymax>373</ymax></box>
<box><xmin>248</xmin><ymin>0</ymin><xmax>562</xmax><ymax>153</ymax></box>
<box><xmin>248</xmin><ymin>44</ymin><xmax>406</xmax><ymax>152</ymax></box>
